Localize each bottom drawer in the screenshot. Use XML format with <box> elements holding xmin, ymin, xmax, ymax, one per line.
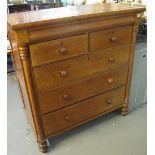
<box><xmin>42</xmin><ymin>86</ymin><xmax>125</xmax><ymax>136</ymax></box>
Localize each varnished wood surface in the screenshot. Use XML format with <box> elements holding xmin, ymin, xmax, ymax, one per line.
<box><xmin>7</xmin><ymin>3</ymin><xmax>145</xmax><ymax>31</ymax></box>
<box><xmin>122</xmin><ymin>21</ymin><xmax>139</xmax><ymax>116</ymax></box>
<box><xmin>90</xmin><ymin>26</ymin><xmax>132</xmax><ymax>51</ymax></box>
<box><xmin>42</xmin><ymin>86</ymin><xmax>125</xmax><ymax>136</ymax></box>
<box><xmin>29</xmin><ymin>16</ymin><xmax>134</xmax><ymax>43</ymax></box>
<box><xmin>30</xmin><ymin>34</ymin><xmax>88</xmax><ymax>67</ymax></box>
<box><xmin>33</xmin><ymin>44</ymin><xmax>130</xmax><ymax>90</ymax></box>
<box><xmin>38</xmin><ymin>66</ymin><xmax>128</xmax><ymax>115</ymax></box>
<box><xmin>46</xmin><ymin>104</ymin><xmax>123</xmax><ymax>139</ymax></box>
<box><xmin>8</xmin><ymin>31</ymin><xmax>36</xmax><ymax>133</ymax></box>
<box><xmin>7</xmin><ymin>3</ymin><xmax>145</xmax><ymax>152</ymax></box>
<box><xmin>18</xmin><ymin>44</ymin><xmax>48</xmax><ymax>152</ymax></box>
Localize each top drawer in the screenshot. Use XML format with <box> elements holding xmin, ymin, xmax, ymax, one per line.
<box><xmin>30</xmin><ymin>34</ymin><xmax>88</xmax><ymax>67</ymax></box>
<box><xmin>90</xmin><ymin>26</ymin><xmax>132</xmax><ymax>52</ymax></box>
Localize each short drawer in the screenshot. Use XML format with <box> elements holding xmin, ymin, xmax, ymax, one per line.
<box><xmin>33</xmin><ymin>45</ymin><xmax>130</xmax><ymax>90</ymax></box>
<box><xmin>30</xmin><ymin>34</ymin><xmax>88</xmax><ymax>67</ymax></box>
<box><xmin>42</xmin><ymin>86</ymin><xmax>125</xmax><ymax>136</ymax></box>
<box><xmin>38</xmin><ymin>66</ymin><xmax>128</xmax><ymax>115</ymax></box>
<box><xmin>90</xmin><ymin>26</ymin><xmax>132</xmax><ymax>52</ymax></box>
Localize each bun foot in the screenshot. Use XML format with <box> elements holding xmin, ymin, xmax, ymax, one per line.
<box><xmin>37</xmin><ymin>137</ymin><xmax>48</xmax><ymax>153</ymax></box>
<box><xmin>121</xmin><ymin>106</ymin><xmax>128</xmax><ymax>116</ymax></box>
<box><xmin>40</xmin><ymin>147</ymin><xmax>48</xmax><ymax>153</ymax></box>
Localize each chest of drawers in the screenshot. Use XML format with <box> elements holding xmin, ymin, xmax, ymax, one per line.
<box><xmin>8</xmin><ymin>3</ymin><xmax>145</xmax><ymax>153</ymax></box>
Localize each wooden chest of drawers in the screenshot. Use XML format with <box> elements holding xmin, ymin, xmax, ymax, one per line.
<box><xmin>7</xmin><ymin>3</ymin><xmax>145</xmax><ymax>153</ymax></box>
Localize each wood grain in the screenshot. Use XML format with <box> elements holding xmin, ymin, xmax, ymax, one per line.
<box><xmin>18</xmin><ymin>44</ymin><xmax>47</xmax><ymax>152</ymax></box>
<box><xmin>30</xmin><ymin>34</ymin><xmax>88</xmax><ymax>66</ymax></box>
<box><xmin>42</xmin><ymin>86</ymin><xmax>125</xmax><ymax>136</ymax></box>
<box><xmin>38</xmin><ymin>66</ymin><xmax>128</xmax><ymax>115</ymax></box>
<box><xmin>28</xmin><ymin>16</ymin><xmax>134</xmax><ymax>43</ymax></box>
<box><xmin>122</xmin><ymin>17</ymin><xmax>140</xmax><ymax>116</ymax></box>
<box><xmin>90</xmin><ymin>26</ymin><xmax>132</xmax><ymax>51</ymax></box>
<box><xmin>8</xmin><ymin>31</ymin><xmax>35</xmax><ymax>133</ymax></box>
<box><xmin>33</xmin><ymin>44</ymin><xmax>130</xmax><ymax>90</ymax></box>
<box><xmin>7</xmin><ymin>3</ymin><xmax>145</xmax><ymax>31</ymax></box>
<box><xmin>7</xmin><ymin>3</ymin><xmax>145</xmax><ymax>152</ymax></box>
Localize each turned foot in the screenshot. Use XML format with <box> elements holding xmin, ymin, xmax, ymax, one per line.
<box><xmin>121</xmin><ymin>106</ymin><xmax>128</xmax><ymax>116</ymax></box>
<box><xmin>37</xmin><ymin>137</ymin><xmax>48</xmax><ymax>153</ymax></box>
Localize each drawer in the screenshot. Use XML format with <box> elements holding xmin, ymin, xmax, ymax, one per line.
<box><xmin>33</xmin><ymin>44</ymin><xmax>130</xmax><ymax>90</ymax></box>
<box><xmin>38</xmin><ymin>66</ymin><xmax>128</xmax><ymax>115</ymax></box>
<box><xmin>30</xmin><ymin>34</ymin><xmax>88</xmax><ymax>67</ymax></box>
<box><xmin>42</xmin><ymin>86</ymin><xmax>125</xmax><ymax>136</ymax></box>
<box><xmin>90</xmin><ymin>26</ymin><xmax>132</xmax><ymax>52</ymax></box>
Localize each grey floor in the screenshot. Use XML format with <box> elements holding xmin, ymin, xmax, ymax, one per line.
<box><xmin>7</xmin><ymin>75</ymin><xmax>147</xmax><ymax>155</ymax></box>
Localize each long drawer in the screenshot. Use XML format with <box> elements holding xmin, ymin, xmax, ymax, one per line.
<box><xmin>38</xmin><ymin>66</ymin><xmax>128</xmax><ymax>115</ymax></box>
<box><xmin>90</xmin><ymin>26</ymin><xmax>132</xmax><ymax>52</ymax></box>
<box><xmin>33</xmin><ymin>44</ymin><xmax>130</xmax><ymax>90</ymax></box>
<box><xmin>30</xmin><ymin>34</ymin><xmax>88</xmax><ymax>67</ymax></box>
<box><xmin>42</xmin><ymin>86</ymin><xmax>125</xmax><ymax>136</ymax></box>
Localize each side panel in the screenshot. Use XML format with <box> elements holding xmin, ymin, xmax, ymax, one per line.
<box><xmin>8</xmin><ymin>30</ymin><xmax>35</xmax><ymax>134</ymax></box>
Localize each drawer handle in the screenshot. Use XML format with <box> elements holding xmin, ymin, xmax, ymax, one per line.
<box><xmin>110</xmin><ymin>36</ymin><xmax>117</xmax><ymax>43</ymax></box>
<box><xmin>107</xmin><ymin>78</ymin><xmax>113</xmax><ymax>84</ymax></box>
<box><xmin>65</xmin><ymin>116</ymin><xmax>71</xmax><ymax>122</ymax></box>
<box><xmin>106</xmin><ymin>99</ymin><xmax>112</xmax><ymax>105</ymax></box>
<box><xmin>108</xmin><ymin>57</ymin><xmax>115</xmax><ymax>63</ymax></box>
<box><xmin>63</xmin><ymin>94</ymin><xmax>69</xmax><ymax>100</ymax></box>
<box><xmin>59</xmin><ymin>47</ymin><xmax>67</xmax><ymax>54</ymax></box>
<box><xmin>60</xmin><ymin>70</ymin><xmax>67</xmax><ymax>77</ymax></box>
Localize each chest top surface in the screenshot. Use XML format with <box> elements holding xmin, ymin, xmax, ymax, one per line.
<box><xmin>7</xmin><ymin>3</ymin><xmax>145</xmax><ymax>31</ymax></box>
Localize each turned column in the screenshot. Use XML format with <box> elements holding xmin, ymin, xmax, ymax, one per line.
<box><xmin>121</xmin><ymin>19</ymin><xmax>139</xmax><ymax>116</ymax></box>
<box><xmin>19</xmin><ymin>44</ymin><xmax>48</xmax><ymax>152</ymax></box>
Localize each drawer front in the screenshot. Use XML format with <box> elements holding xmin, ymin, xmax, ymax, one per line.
<box><xmin>33</xmin><ymin>45</ymin><xmax>130</xmax><ymax>90</ymax></box>
<box><xmin>42</xmin><ymin>86</ymin><xmax>125</xmax><ymax>136</ymax></box>
<box><xmin>39</xmin><ymin>66</ymin><xmax>128</xmax><ymax>115</ymax></box>
<box><xmin>90</xmin><ymin>26</ymin><xmax>132</xmax><ymax>52</ymax></box>
<box><xmin>30</xmin><ymin>34</ymin><xmax>88</xmax><ymax>67</ymax></box>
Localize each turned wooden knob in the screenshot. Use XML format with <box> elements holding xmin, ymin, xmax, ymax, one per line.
<box><xmin>65</xmin><ymin>116</ymin><xmax>71</xmax><ymax>122</ymax></box>
<box><xmin>63</xmin><ymin>94</ymin><xmax>69</xmax><ymax>100</ymax></box>
<box><xmin>59</xmin><ymin>47</ymin><xmax>67</xmax><ymax>54</ymax></box>
<box><xmin>107</xmin><ymin>77</ymin><xmax>113</xmax><ymax>84</ymax></box>
<box><xmin>60</xmin><ymin>70</ymin><xmax>67</xmax><ymax>77</ymax></box>
<box><xmin>108</xmin><ymin>57</ymin><xmax>115</xmax><ymax>63</ymax></box>
<box><xmin>106</xmin><ymin>99</ymin><xmax>112</xmax><ymax>105</ymax></box>
<box><xmin>110</xmin><ymin>36</ymin><xmax>117</xmax><ymax>42</ymax></box>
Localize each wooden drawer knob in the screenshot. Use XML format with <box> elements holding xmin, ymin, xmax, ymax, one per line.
<box><xmin>63</xmin><ymin>94</ymin><xmax>69</xmax><ymax>100</ymax></box>
<box><xmin>108</xmin><ymin>57</ymin><xmax>115</xmax><ymax>63</ymax></box>
<box><xmin>60</xmin><ymin>70</ymin><xmax>67</xmax><ymax>77</ymax></box>
<box><xmin>65</xmin><ymin>116</ymin><xmax>71</xmax><ymax>122</ymax></box>
<box><xmin>59</xmin><ymin>47</ymin><xmax>67</xmax><ymax>54</ymax></box>
<box><xmin>107</xmin><ymin>78</ymin><xmax>113</xmax><ymax>84</ymax></box>
<box><xmin>110</xmin><ymin>36</ymin><xmax>117</xmax><ymax>42</ymax></box>
<box><xmin>106</xmin><ymin>99</ymin><xmax>112</xmax><ymax>105</ymax></box>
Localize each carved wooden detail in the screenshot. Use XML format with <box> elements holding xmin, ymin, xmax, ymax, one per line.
<box><xmin>7</xmin><ymin>4</ymin><xmax>145</xmax><ymax>153</ymax></box>
<box><xmin>18</xmin><ymin>43</ymin><xmax>47</xmax><ymax>152</ymax></box>
<box><xmin>19</xmin><ymin>45</ymin><xmax>29</xmax><ymax>60</ymax></box>
<box><xmin>122</xmin><ymin>24</ymin><xmax>139</xmax><ymax>116</ymax></box>
<box><xmin>121</xmin><ymin>105</ymin><xmax>129</xmax><ymax>116</ymax></box>
<box><xmin>37</xmin><ymin>135</ymin><xmax>48</xmax><ymax>153</ymax></box>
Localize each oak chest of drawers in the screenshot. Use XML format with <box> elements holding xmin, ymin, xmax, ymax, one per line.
<box><xmin>7</xmin><ymin>3</ymin><xmax>145</xmax><ymax>153</ymax></box>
